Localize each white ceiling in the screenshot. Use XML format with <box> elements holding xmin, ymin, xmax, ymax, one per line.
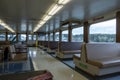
<box><xmin>0</xmin><ymin>0</ymin><xmax>120</xmax><ymax>33</ymax></box>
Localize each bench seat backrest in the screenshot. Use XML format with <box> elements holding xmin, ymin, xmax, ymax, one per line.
<box><xmin>60</xmin><ymin>42</ymin><xmax>83</xmax><ymax>51</ymax></box>
<box><xmin>49</xmin><ymin>41</ymin><xmax>58</xmax><ymax>50</ymax></box>
<box><xmin>86</xmin><ymin>43</ymin><xmax>120</xmax><ymax>60</ymax></box>
<box><xmin>43</xmin><ymin>41</ymin><xmax>48</xmax><ymax>47</ymax></box>
<box><xmin>9</xmin><ymin>45</ymin><xmax>16</xmax><ymax>53</ymax></box>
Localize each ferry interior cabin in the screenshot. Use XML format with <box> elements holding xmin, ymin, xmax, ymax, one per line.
<box><xmin>0</xmin><ymin>0</ymin><xmax>120</xmax><ymax>80</ymax></box>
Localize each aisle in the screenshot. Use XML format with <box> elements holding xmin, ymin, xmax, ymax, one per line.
<box><xmin>29</xmin><ymin>47</ymin><xmax>88</xmax><ymax>80</ymax></box>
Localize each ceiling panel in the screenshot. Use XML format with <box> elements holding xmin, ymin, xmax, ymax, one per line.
<box><xmin>0</xmin><ymin>0</ymin><xmax>56</xmax><ymax>32</ymax></box>
<box><xmin>0</xmin><ymin>0</ymin><xmax>120</xmax><ymax>33</ymax></box>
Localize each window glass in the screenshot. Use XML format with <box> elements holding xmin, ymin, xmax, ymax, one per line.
<box><xmin>55</xmin><ymin>32</ymin><xmax>59</xmax><ymax>41</ymax></box>
<box><xmin>50</xmin><ymin>33</ymin><xmax>53</xmax><ymax>41</ymax></box>
<box><xmin>21</xmin><ymin>24</ymin><xmax>27</xmax><ymax>32</ymax></box>
<box><xmin>18</xmin><ymin>34</ymin><xmax>26</xmax><ymax>41</ymax></box>
<box><xmin>38</xmin><ymin>34</ymin><xmax>45</xmax><ymax>41</ymax></box>
<box><xmin>45</xmin><ymin>34</ymin><xmax>48</xmax><ymax>41</ymax></box>
<box><xmin>0</xmin><ymin>33</ymin><xmax>5</xmax><ymax>41</ymax></box>
<box><xmin>72</xmin><ymin>27</ymin><xmax>83</xmax><ymax>42</ymax></box>
<box><xmin>8</xmin><ymin>34</ymin><xmax>16</xmax><ymax>41</ymax></box>
<box><xmin>33</xmin><ymin>35</ymin><xmax>36</xmax><ymax>41</ymax></box>
<box><xmin>29</xmin><ymin>24</ymin><xmax>32</xmax><ymax>31</ymax></box>
<box><xmin>62</xmin><ymin>30</ymin><xmax>68</xmax><ymax>42</ymax></box>
<box><xmin>28</xmin><ymin>35</ymin><xmax>32</xmax><ymax>40</ymax></box>
<box><xmin>89</xmin><ymin>19</ymin><xmax>116</xmax><ymax>42</ymax></box>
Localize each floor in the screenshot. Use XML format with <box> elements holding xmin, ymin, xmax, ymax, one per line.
<box><xmin>1</xmin><ymin>47</ymin><xmax>120</xmax><ymax>80</ymax></box>
<box><xmin>29</xmin><ymin>47</ymin><xmax>88</xmax><ymax>80</ymax></box>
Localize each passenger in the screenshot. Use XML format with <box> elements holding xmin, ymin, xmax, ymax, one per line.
<box><xmin>4</xmin><ymin>47</ymin><xmax>9</xmax><ymax>61</ymax></box>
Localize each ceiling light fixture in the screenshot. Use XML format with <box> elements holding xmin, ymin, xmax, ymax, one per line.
<box><xmin>48</xmin><ymin>4</ymin><xmax>59</xmax><ymax>15</ymax></box>
<box><xmin>58</xmin><ymin>0</ymin><xmax>71</xmax><ymax>5</ymax></box>
<box><xmin>0</xmin><ymin>19</ymin><xmax>15</xmax><ymax>33</ymax></box>
<box><xmin>43</xmin><ymin>15</ymin><xmax>52</xmax><ymax>21</ymax></box>
<box><xmin>33</xmin><ymin>0</ymin><xmax>71</xmax><ymax>32</ymax></box>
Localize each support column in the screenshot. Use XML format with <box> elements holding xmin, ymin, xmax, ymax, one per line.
<box><xmin>48</xmin><ymin>33</ymin><xmax>50</xmax><ymax>42</ymax></box>
<box><xmin>53</xmin><ymin>31</ymin><xmax>55</xmax><ymax>41</ymax></box>
<box><xmin>68</xmin><ymin>23</ymin><xmax>72</xmax><ymax>42</ymax></box>
<box><xmin>16</xmin><ymin>24</ymin><xmax>19</xmax><ymax>42</ymax></box>
<box><xmin>53</xmin><ymin>18</ymin><xmax>56</xmax><ymax>42</ymax></box>
<box><xmin>116</xmin><ymin>11</ymin><xmax>120</xmax><ymax>42</ymax></box>
<box><xmin>16</xmin><ymin>33</ymin><xmax>18</xmax><ymax>42</ymax></box>
<box><xmin>59</xmin><ymin>30</ymin><xmax>62</xmax><ymax>42</ymax></box>
<box><xmin>83</xmin><ymin>21</ymin><xmax>90</xmax><ymax>43</ymax></box>
<box><xmin>26</xmin><ymin>21</ymin><xmax>29</xmax><ymax>42</ymax></box>
<box><xmin>45</xmin><ymin>33</ymin><xmax>46</xmax><ymax>41</ymax></box>
<box><xmin>5</xmin><ymin>30</ymin><xmax>8</xmax><ymax>41</ymax></box>
<box><xmin>36</xmin><ymin>33</ymin><xmax>38</xmax><ymax>47</ymax></box>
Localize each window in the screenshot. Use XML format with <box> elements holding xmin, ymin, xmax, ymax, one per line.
<box><xmin>8</xmin><ymin>34</ymin><xmax>16</xmax><ymax>41</ymax></box>
<box><xmin>38</xmin><ymin>34</ymin><xmax>45</xmax><ymax>41</ymax></box>
<box><xmin>0</xmin><ymin>33</ymin><xmax>5</xmax><ymax>41</ymax></box>
<box><xmin>29</xmin><ymin>24</ymin><xmax>32</xmax><ymax>31</ymax></box>
<box><xmin>72</xmin><ymin>27</ymin><xmax>83</xmax><ymax>42</ymax></box>
<box><xmin>89</xmin><ymin>19</ymin><xmax>116</xmax><ymax>42</ymax></box>
<box><xmin>21</xmin><ymin>24</ymin><xmax>27</xmax><ymax>32</ymax></box>
<box><xmin>45</xmin><ymin>34</ymin><xmax>48</xmax><ymax>41</ymax></box>
<box><xmin>8</xmin><ymin>34</ymin><xmax>12</xmax><ymax>41</ymax></box>
<box><xmin>33</xmin><ymin>35</ymin><xmax>36</xmax><ymax>41</ymax></box>
<box><xmin>28</xmin><ymin>35</ymin><xmax>32</xmax><ymax>40</ymax></box>
<box><xmin>62</xmin><ymin>30</ymin><xmax>68</xmax><ymax>42</ymax></box>
<box><xmin>55</xmin><ymin>32</ymin><xmax>59</xmax><ymax>41</ymax></box>
<box><xmin>50</xmin><ymin>33</ymin><xmax>53</xmax><ymax>41</ymax></box>
<box><xmin>18</xmin><ymin>34</ymin><xmax>26</xmax><ymax>41</ymax></box>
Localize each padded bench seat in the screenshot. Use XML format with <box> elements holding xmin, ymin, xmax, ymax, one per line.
<box><xmin>56</xmin><ymin>42</ymin><xmax>83</xmax><ymax>59</ymax></box>
<box><xmin>10</xmin><ymin>53</ymin><xmax>27</xmax><ymax>61</ymax></box>
<box><xmin>88</xmin><ymin>56</ymin><xmax>120</xmax><ymax>68</ymax></box>
<box><xmin>16</xmin><ymin>49</ymin><xmax>27</xmax><ymax>53</ymax></box>
<box><xmin>73</xmin><ymin>54</ymin><xmax>81</xmax><ymax>60</ymax></box>
<box><xmin>9</xmin><ymin>45</ymin><xmax>28</xmax><ymax>61</ymax></box>
<box><xmin>62</xmin><ymin>50</ymin><xmax>81</xmax><ymax>54</ymax></box>
<box><xmin>73</xmin><ymin>43</ymin><xmax>120</xmax><ymax>76</ymax></box>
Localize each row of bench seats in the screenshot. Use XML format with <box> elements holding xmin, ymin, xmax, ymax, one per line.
<box><xmin>39</xmin><ymin>41</ymin><xmax>120</xmax><ymax>76</ymax></box>
<box><xmin>0</xmin><ymin>41</ymin><xmax>54</xmax><ymax>80</ymax></box>
<box><xmin>9</xmin><ymin>44</ymin><xmax>28</xmax><ymax>61</ymax></box>
<box><xmin>0</xmin><ymin>41</ymin><xmax>28</xmax><ymax>62</ymax></box>
<box><xmin>57</xmin><ymin>42</ymin><xmax>82</xmax><ymax>59</ymax></box>
<box><xmin>38</xmin><ymin>41</ymin><xmax>82</xmax><ymax>59</ymax></box>
<box><xmin>73</xmin><ymin>43</ymin><xmax>120</xmax><ymax>76</ymax></box>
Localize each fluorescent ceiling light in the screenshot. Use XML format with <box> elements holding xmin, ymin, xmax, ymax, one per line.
<box><xmin>43</xmin><ymin>15</ymin><xmax>52</xmax><ymax>21</ymax></box>
<box><xmin>34</xmin><ymin>26</ymin><xmax>39</xmax><ymax>32</ymax></box>
<box><xmin>0</xmin><ymin>23</ymin><xmax>6</xmax><ymax>26</ymax></box>
<box><xmin>58</xmin><ymin>0</ymin><xmax>71</xmax><ymax>5</ymax></box>
<box><xmin>48</xmin><ymin>4</ymin><xmax>59</xmax><ymax>15</ymax></box>
<box><xmin>33</xmin><ymin>0</ymin><xmax>71</xmax><ymax>32</ymax></box>
<box><xmin>0</xmin><ymin>19</ymin><xmax>15</xmax><ymax>33</ymax></box>
<box><xmin>50</xmin><ymin>5</ymin><xmax>63</xmax><ymax>15</ymax></box>
<box><xmin>48</xmin><ymin>4</ymin><xmax>63</xmax><ymax>16</ymax></box>
<box><xmin>40</xmin><ymin>21</ymin><xmax>46</xmax><ymax>25</ymax></box>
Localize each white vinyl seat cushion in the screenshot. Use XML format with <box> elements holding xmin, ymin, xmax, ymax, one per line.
<box><xmin>88</xmin><ymin>56</ymin><xmax>120</xmax><ymax>68</ymax></box>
